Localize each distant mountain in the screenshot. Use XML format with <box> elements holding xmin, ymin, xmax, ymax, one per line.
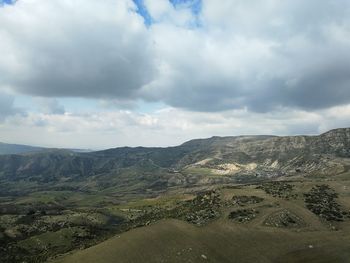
<box><xmin>0</xmin><ymin>142</ymin><xmax>45</xmax><ymax>155</ymax></box>
<box><xmin>0</xmin><ymin>142</ymin><xmax>92</xmax><ymax>155</ymax></box>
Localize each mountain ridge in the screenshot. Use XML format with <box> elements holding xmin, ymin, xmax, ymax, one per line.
<box><xmin>0</xmin><ymin>142</ymin><xmax>46</xmax><ymax>155</ymax></box>
<box><xmin>0</xmin><ymin>142</ymin><xmax>92</xmax><ymax>155</ymax></box>
<box><xmin>1</xmin><ymin>127</ymin><xmax>349</xmax><ymax>155</ymax></box>
<box><xmin>0</xmin><ymin>127</ymin><xmax>349</xmax><ymax>197</ymax></box>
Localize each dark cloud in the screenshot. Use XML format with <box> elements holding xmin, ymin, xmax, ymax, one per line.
<box><xmin>245</xmin><ymin>49</ymin><xmax>350</xmax><ymax>112</ymax></box>
<box><xmin>0</xmin><ymin>0</ymin><xmax>154</xmax><ymax>99</ymax></box>
<box><xmin>286</xmin><ymin>63</ymin><xmax>350</xmax><ymax>110</ymax></box>
<box><xmin>143</xmin><ymin>0</ymin><xmax>350</xmax><ymax>112</ymax></box>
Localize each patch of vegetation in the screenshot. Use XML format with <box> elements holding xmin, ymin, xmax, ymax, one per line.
<box><xmin>231</xmin><ymin>195</ymin><xmax>264</xmax><ymax>206</ymax></box>
<box><xmin>130</xmin><ymin>191</ymin><xmax>222</xmax><ymax>227</ymax></box>
<box><xmin>182</xmin><ymin>191</ymin><xmax>221</xmax><ymax>225</ymax></box>
<box><xmin>263</xmin><ymin>209</ymin><xmax>305</xmax><ymax>228</ymax></box>
<box><xmin>228</xmin><ymin>208</ymin><xmax>259</xmax><ymax>223</ymax></box>
<box><xmin>0</xmin><ymin>203</ymin><xmax>128</xmax><ymax>263</ymax></box>
<box><xmin>257</xmin><ymin>182</ymin><xmax>297</xmax><ymax>199</ymax></box>
<box><xmin>304</xmin><ymin>185</ymin><xmax>350</xmax><ymax>222</ymax></box>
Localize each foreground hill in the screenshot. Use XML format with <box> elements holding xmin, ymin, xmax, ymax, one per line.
<box><xmin>53</xmin><ymin>179</ymin><xmax>350</xmax><ymax>263</ymax></box>
<box><xmin>54</xmin><ymin>219</ymin><xmax>350</xmax><ymax>263</ymax></box>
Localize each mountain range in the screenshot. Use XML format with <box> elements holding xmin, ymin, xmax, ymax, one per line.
<box><xmin>0</xmin><ymin>128</ymin><xmax>349</xmax><ymax>198</ymax></box>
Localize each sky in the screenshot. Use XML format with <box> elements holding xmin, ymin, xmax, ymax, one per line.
<box><xmin>0</xmin><ymin>0</ymin><xmax>350</xmax><ymax>149</ymax></box>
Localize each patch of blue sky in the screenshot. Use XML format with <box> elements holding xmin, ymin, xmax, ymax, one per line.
<box><xmin>171</xmin><ymin>0</ymin><xmax>202</xmax><ymax>28</ymax></box>
<box><xmin>170</xmin><ymin>0</ymin><xmax>202</xmax><ymax>15</ymax></box>
<box><xmin>132</xmin><ymin>0</ymin><xmax>153</xmax><ymax>26</ymax></box>
<box><xmin>57</xmin><ymin>98</ymin><xmax>100</xmax><ymax>113</ymax></box>
<box><xmin>0</xmin><ymin>0</ymin><xmax>15</xmax><ymax>6</ymax></box>
<box><xmin>137</xmin><ymin>101</ymin><xmax>167</xmax><ymax>114</ymax></box>
<box><xmin>13</xmin><ymin>96</ymin><xmax>98</xmax><ymax>114</ymax></box>
<box><xmin>133</xmin><ymin>0</ymin><xmax>202</xmax><ymax>26</ymax></box>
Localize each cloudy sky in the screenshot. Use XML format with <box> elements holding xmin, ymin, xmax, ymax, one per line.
<box><xmin>0</xmin><ymin>0</ymin><xmax>350</xmax><ymax>149</ymax></box>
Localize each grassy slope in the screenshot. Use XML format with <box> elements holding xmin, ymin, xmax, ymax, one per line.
<box><xmin>53</xmin><ymin>177</ymin><xmax>350</xmax><ymax>263</ymax></box>
<box><xmin>53</xmin><ymin>219</ymin><xmax>350</xmax><ymax>263</ymax></box>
